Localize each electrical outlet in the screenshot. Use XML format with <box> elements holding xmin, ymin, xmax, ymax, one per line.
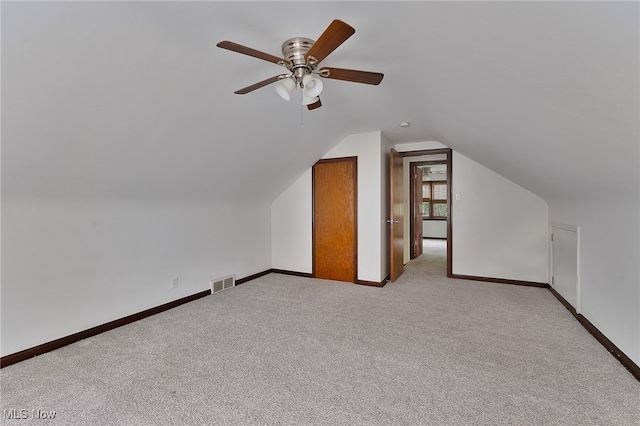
<box><xmin>171</xmin><ymin>277</ymin><xmax>179</xmax><ymax>289</ymax></box>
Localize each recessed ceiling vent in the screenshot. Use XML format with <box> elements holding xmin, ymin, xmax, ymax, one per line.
<box><xmin>211</xmin><ymin>274</ymin><xmax>235</xmax><ymax>294</ymax></box>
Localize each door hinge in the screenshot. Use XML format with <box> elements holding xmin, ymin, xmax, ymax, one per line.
<box><xmin>551</xmin><ymin>233</ymin><xmax>554</xmax><ymax>242</ymax></box>
<box><xmin>551</xmin><ymin>276</ymin><xmax>554</xmax><ymax>285</ymax></box>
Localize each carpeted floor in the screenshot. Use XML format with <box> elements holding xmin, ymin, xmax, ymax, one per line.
<box><xmin>1</xmin><ymin>240</ymin><xmax>638</xmax><ymax>425</ymax></box>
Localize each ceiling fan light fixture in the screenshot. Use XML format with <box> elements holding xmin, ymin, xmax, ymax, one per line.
<box><xmin>275</xmin><ymin>77</ymin><xmax>296</xmax><ymax>101</ymax></box>
<box><xmin>301</xmin><ymin>93</ymin><xmax>319</xmax><ymax>106</ymax></box>
<box><xmin>302</xmin><ymin>74</ymin><xmax>323</xmax><ymax>98</ymax></box>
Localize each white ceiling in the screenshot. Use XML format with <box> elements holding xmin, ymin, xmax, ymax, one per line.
<box><xmin>2</xmin><ymin>1</ymin><xmax>638</xmax><ymax>205</ymax></box>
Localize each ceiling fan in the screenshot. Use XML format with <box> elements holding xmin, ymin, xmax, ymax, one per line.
<box><xmin>217</xmin><ymin>19</ymin><xmax>384</xmax><ymax>110</ymax></box>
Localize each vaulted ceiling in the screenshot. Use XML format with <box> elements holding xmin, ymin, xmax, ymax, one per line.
<box><xmin>2</xmin><ymin>2</ymin><xmax>638</xmax><ymax>205</ymax></box>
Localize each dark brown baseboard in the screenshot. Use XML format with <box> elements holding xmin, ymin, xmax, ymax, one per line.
<box><xmin>547</xmin><ymin>285</ymin><xmax>574</xmax><ymax>312</ymax></box>
<box><xmin>235</xmin><ymin>269</ymin><xmax>273</xmax><ymax>284</ymax></box>
<box><xmin>355</xmin><ymin>278</ymin><xmax>386</xmax><ymax>287</ymax></box>
<box><xmin>270</xmin><ymin>268</ymin><xmax>386</xmax><ymax>287</ymax></box>
<box><xmin>269</xmin><ymin>269</ymin><xmax>314</xmax><ymax>278</ymax></box>
<box><xmin>451</xmin><ymin>273</ymin><xmax>549</xmax><ymax>288</ymax></box>
<box><xmin>0</xmin><ymin>289</ymin><xmax>211</xmax><ymax>369</ymax></box>
<box><xmin>548</xmin><ymin>286</ymin><xmax>640</xmax><ymax>382</ymax></box>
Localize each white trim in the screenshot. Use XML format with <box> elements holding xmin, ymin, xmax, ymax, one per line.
<box><xmin>550</xmin><ymin>221</ymin><xmax>578</xmax><ymax>232</ymax></box>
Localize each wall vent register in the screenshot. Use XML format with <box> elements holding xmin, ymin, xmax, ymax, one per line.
<box><xmin>211</xmin><ymin>275</ymin><xmax>235</xmax><ymax>294</ymax></box>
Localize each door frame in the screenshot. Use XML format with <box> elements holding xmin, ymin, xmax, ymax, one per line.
<box><xmin>401</xmin><ymin>148</ymin><xmax>453</xmax><ymax>277</ymax></box>
<box><xmin>389</xmin><ymin>148</ymin><xmax>404</xmax><ymax>282</ymax></box>
<box><xmin>410</xmin><ymin>160</ymin><xmax>448</xmax><ymax>259</ymax></box>
<box><xmin>550</xmin><ymin>222</ymin><xmax>581</xmax><ymax>313</ymax></box>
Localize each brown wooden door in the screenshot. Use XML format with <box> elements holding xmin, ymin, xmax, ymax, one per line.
<box><xmin>389</xmin><ymin>148</ymin><xmax>404</xmax><ymax>282</ymax></box>
<box><xmin>313</xmin><ymin>157</ymin><xmax>357</xmax><ymax>282</ymax></box>
<box><xmin>411</xmin><ymin>165</ymin><xmax>424</xmax><ymax>259</ymax></box>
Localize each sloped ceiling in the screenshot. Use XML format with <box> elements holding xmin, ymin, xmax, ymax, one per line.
<box><xmin>2</xmin><ymin>1</ymin><xmax>638</xmax><ymax>204</ymax></box>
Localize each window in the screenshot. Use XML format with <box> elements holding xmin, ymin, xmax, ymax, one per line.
<box><xmin>422</xmin><ymin>181</ymin><xmax>447</xmax><ymax>219</ymax></box>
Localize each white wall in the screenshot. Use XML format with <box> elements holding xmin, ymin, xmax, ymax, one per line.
<box><xmin>271</xmin><ymin>169</ymin><xmax>312</xmax><ymax>273</ymax></box>
<box><xmin>270</xmin><ymin>131</ymin><xmax>387</xmax><ymax>283</ymax></box>
<box><xmin>1</xmin><ymin>196</ymin><xmax>271</xmax><ymax>357</ymax></box>
<box><xmin>396</xmin><ymin>141</ymin><xmax>449</xmax><ymax>152</ymax></box>
<box><xmin>395</xmin><ymin>144</ymin><xmax>638</xmax><ymax>366</ymax></box>
<box><xmin>548</xmin><ymin>198</ymin><xmax>639</xmax><ymax>365</ymax></box>
<box><xmin>452</xmin><ymin>151</ymin><xmax>549</xmax><ymax>282</ymax></box>
<box><xmin>423</xmin><ymin>220</ymin><xmax>447</xmax><ymax>239</ymax></box>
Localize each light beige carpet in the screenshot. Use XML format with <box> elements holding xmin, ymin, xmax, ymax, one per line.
<box><xmin>1</xmin><ymin>240</ymin><xmax>638</xmax><ymax>425</ymax></box>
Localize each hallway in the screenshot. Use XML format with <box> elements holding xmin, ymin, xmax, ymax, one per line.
<box><xmin>411</xmin><ymin>238</ymin><xmax>447</xmax><ymax>277</ymax></box>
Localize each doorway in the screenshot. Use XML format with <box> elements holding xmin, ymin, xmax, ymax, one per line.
<box><xmin>401</xmin><ymin>149</ymin><xmax>452</xmax><ymax>277</ymax></box>
<box><xmin>410</xmin><ymin>161</ymin><xmax>448</xmax><ymax>259</ymax></box>
<box><xmin>313</xmin><ymin>157</ymin><xmax>357</xmax><ymax>283</ymax></box>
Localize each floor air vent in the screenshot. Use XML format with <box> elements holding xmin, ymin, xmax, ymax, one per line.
<box><xmin>211</xmin><ymin>274</ymin><xmax>235</xmax><ymax>294</ymax></box>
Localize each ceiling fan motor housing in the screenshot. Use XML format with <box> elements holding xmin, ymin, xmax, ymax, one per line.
<box><xmin>282</xmin><ymin>37</ymin><xmax>316</xmax><ymax>80</ymax></box>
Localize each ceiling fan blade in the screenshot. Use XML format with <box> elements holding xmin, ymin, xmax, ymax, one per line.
<box><xmin>304</xmin><ymin>20</ymin><xmax>355</xmax><ymax>64</ymax></box>
<box><xmin>307</xmin><ymin>98</ymin><xmax>322</xmax><ymax>110</ymax></box>
<box><xmin>217</xmin><ymin>41</ymin><xmax>290</xmax><ymax>66</ymax></box>
<box><xmin>234</xmin><ymin>75</ymin><xmax>286</xmax><ymax>94</ymax></box>
<box><xmin>318</xmin><ymin>67</ymin><xmax>384</xmax><ymax>85</ymax></box>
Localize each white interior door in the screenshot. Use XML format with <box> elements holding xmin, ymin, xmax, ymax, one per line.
<box><xmin>551</xmin><ymin>223</ymin><xmax>580</xmax><ymax>311</ymax></box>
